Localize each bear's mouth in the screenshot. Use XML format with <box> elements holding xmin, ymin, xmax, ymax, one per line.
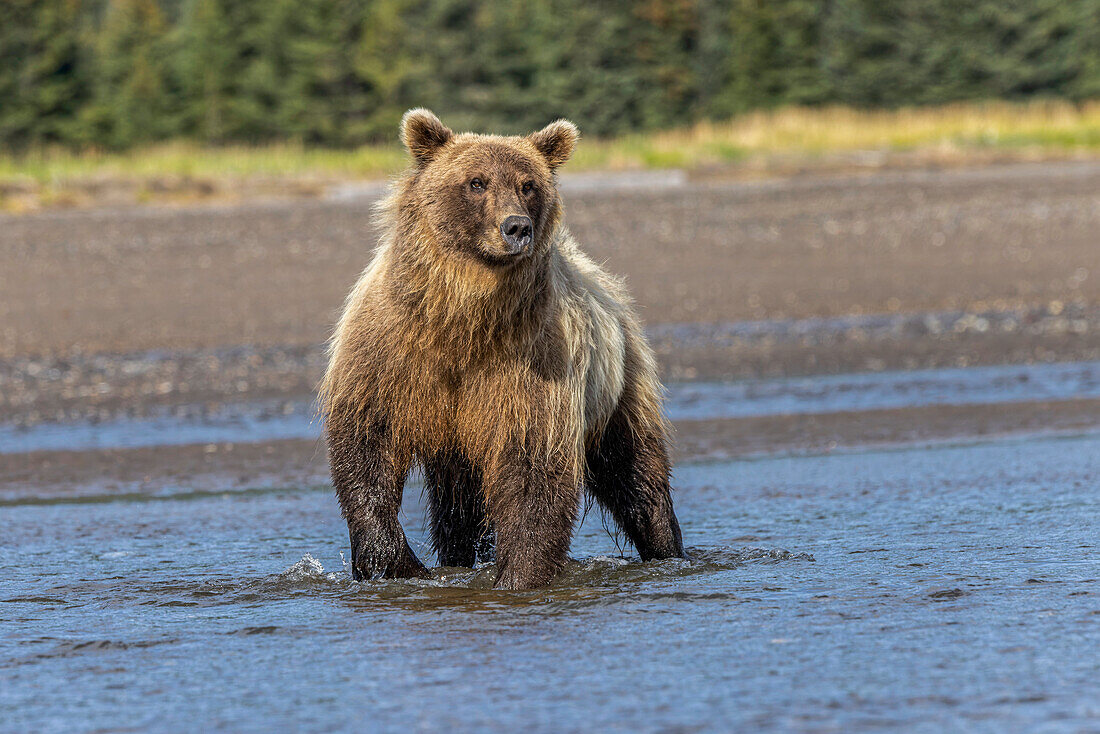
<box><xmin>501</xmin><ymin>238</ymin><xmax>530</xmax><ymax>258</ymax></box>
<box><xmin>501</xmin><ymin>234</ymin><xmax>531</xmax><ymax>256</ymax></box>
<box><xmin>474</xmin><ymin>245</ymin><xmax>532</xmax><ymax>268</ymax></box>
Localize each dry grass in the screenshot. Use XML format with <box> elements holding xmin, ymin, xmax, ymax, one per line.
<box><xmin>2</xmin><ymin>99</ymin><xmax>1099</xmax><ymax>210</ymax></box>
<box><xmin>574</xmin><ymin>99</ymin><xmax>1100</xmax><ymax>169</ymax></box>
<box><xmin>0</xmin><ymin>142</ymin><xmax>409</xmax><ymax>186</ymax></box>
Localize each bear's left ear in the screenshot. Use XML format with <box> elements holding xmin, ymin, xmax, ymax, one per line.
<box><xmin>401</xmin><ymin>108</ymin><xmax>453</xmax><ymax>165</ymax></box>
<box><xmin>529</xmin><ymin>119</ymin><xmax>579</xmax><ymax>170</ymax></box>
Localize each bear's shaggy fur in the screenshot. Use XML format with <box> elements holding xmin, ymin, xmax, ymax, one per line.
<box><xmin>320</xmin><ymin>109</ymin><xmax>684</xmax><ymax>589</ymax></box>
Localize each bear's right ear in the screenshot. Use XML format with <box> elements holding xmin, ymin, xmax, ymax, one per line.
<box><xmin>401</xmin><ymin>109</ymin><xmax>453</xmax><ymax>165</ymax></box>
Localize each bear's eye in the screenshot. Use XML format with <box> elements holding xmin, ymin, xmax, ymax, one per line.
<box><xmin>470</xmin><ymin>178</ymin><xmax>485</xmax><ymax>191</ymax></box>
<box><xmin>522</xmin><ymin>181</ymin><xmax>534</xmax><ymax>194</ymax></box>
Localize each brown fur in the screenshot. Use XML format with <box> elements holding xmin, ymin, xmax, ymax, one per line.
<box><xmin>320</xmin><ymin>109</ymin><xmax>684</xmax><ymax>589</ymax></box>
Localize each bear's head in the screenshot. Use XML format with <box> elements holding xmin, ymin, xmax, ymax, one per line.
<box><xmin>397</xmin><ymin>109</ymin><xmax>578</xmax><ymax>268</ymax></box>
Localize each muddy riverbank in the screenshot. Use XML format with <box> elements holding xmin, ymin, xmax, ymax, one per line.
<box><xmin>3</xmin><ymin>160</ymin><xmax>1099</xmax><ymax>427</ymax></box>
<box><xmin>3</xmin><ymin>161</ymin><xmax>1098</xmax><ymax>364</ymax></box>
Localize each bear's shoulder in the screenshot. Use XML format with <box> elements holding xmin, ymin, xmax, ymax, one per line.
<box><xmin>551</xmin><ymin>230</ymin><xmax>630</xmax><ymax>311</ymax></box>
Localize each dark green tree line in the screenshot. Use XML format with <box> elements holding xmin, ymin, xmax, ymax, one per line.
<box><xmin>1</xmin><ymin>0</ymin><xmax>1098</xmax><ymax>150</ymax></box>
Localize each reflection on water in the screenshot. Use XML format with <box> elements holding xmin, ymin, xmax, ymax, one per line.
<box><xmin>2</xmin><ymin>431</ymin><xmax>1099</xmax><ymax>731</ymax></box>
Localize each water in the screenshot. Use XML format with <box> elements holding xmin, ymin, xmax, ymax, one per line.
<box><xmin>3</xmin><ymin>431</ymin><xmax>1098</xmax><ymax>732</ymax></box>
<box><xmin>664</xmin><ymin>359</ymin><xmax>1100</xmax><ymax>421</ymax></box>
<box><xmin>5</xmin><ymin>359</ymin><xmax>1100</xmax><ymax>454</ymax></box>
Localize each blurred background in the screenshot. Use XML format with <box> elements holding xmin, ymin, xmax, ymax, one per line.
<box><xmin>2</xmin><ymin>0</ymin><xmax>1100</xmax><ymax>208</ymax></box>
<box><xmin>3</xmin><ymin>3</ymin><xmax>1100</xmax><ymax>731</ymax></box>
<box><xmin>4</xmin><ymin>0</ymin><xmax>1100</xmax><ymax>146</ymax></box>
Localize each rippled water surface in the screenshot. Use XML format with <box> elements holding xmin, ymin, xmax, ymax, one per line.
<box><xmin>3</xmin><ymin>429</ymin><xmax>1098</xmax><ymax>732</ymax></box>
<box><xmin>5</xmin><ymin>359</ymin><xmax>1100</xmax><ymax>453</ymax></box>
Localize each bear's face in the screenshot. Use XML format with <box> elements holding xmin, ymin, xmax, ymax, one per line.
<box><xmin>400</xmin><ymin>110</ymin><xmax>578</xmax><ymax>267</ymax></box>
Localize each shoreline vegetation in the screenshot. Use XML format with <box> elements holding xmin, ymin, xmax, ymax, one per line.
<box><xmin>3</xmin><ymin>100</ymin><xmax>1099</xmax><ymax>212</ymax></box>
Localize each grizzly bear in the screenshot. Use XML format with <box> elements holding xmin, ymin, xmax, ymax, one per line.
<box><xmin>320</xmin><ymin>109</ymin><xmax>685</xmax><ymax>590</ymax></box>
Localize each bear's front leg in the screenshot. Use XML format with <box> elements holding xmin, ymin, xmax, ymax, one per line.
<box><xmin>486</xmin><ymin>448</ymin><xmax>580</xmax><ymax>591</ymax></box>
<box><xmin>326</xmin><ymin>414</ymin><xmax>430</xmax><ymax>581</ymax></box>
<box><xmin>585</xmin><ymin>402</ymin><xmax>685</xmax><ymax>562</ymax></box>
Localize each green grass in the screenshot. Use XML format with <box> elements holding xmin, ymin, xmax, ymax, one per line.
<box><xmin>2</xmin><ymin>99</ymin><xmax>1099</xmax><ymax>210</ymax></box>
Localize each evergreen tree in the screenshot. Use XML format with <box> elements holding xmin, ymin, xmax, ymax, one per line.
<box><xmin>2</xmin><ymin>0</ymin><xmax>1100</xmax><ymax>150</ymax></box>
<box><xmin>86</xmin><ymin>0</ymin><xmax>171</xmax><ymax>148</ymax></box>
<box><xmin>277</xmin><ymin>0</ymin><xmax>363</xmax><ymax>145</ymax></box>
<box><xmin>0</xmin><ymin>0</ymin><xmax>89</xmax><ymax>149</ymax></box>
<box><xmin>354</xmin><ymin>0</ymin><xmax>430</xmax><ymax>140</ymax></box>
<box><xmin>177</xmin><ymin>0</ymin><xmax>233</xmax><ymax>142</ymax></box>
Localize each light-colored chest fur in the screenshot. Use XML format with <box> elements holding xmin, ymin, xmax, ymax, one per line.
<box><xmin>334</xmin><ymin>236</ymin><xmax>630</xmax><ymax>458</ymax></box>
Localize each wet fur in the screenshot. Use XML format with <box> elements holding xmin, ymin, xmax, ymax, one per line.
<box><xmin>320</xmin><ymin>110</ymin><xmax>684</xmax><ymax>590</ymax></box>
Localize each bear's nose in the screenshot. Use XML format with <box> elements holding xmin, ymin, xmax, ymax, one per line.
<box><xmin>500</xmin><ymin>215</ymin><xmax>533</xmax><ymax>254</ymax></box>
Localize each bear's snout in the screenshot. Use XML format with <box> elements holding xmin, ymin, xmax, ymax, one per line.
<box><xmin>500</xmin><ymin>215</ymin><xmax>533</xmax><ymax>255</ymax></box>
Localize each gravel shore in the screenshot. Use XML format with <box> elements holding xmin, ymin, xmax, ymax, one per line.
<box><xmin>3</xmin><ymin>160</ymin><xmax>1099</xmax><ymax>494</ymax></box>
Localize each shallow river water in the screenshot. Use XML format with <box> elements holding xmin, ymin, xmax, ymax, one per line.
<box><xmin>5</xmin><ymin>359</ymin><xmax>1100</xmax><ymax>454</ymax></box>
<box><xmin>3</xmin><ymin>422</ymin><xmax>1099</xmax><ymax>732</ymax></box>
